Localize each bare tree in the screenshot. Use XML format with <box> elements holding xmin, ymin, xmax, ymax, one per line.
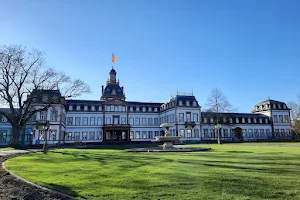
<box><xmin>205</xmin><ymin>88</ymin><xmax>233</xmax><ymax>144</ymax></box>
<box><xmin>0</xmin><ymin>45</ymin><xmax>91</xmax><ymax>146</ymax></box>
<box><xmin>287</xmin><ymin>97</ymin><xmax>300</xmax><ymax>137</ymax></box>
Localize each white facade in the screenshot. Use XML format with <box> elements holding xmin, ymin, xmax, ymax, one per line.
<box><xmin>0</xmin><ymin>68</ymin><xmax>292</xmax><ymax>146</ymax></box>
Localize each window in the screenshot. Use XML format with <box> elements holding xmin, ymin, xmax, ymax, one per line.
<box><xmin>193</xmin><ymin>101</ymin><xmax>197</xmax><ymax>106</ymax></box>
<box><xmin>41</xmin><ymin>111</ymin><xmax>47</xmax><ymax>121</ymax></box>
<box><xmin>279</xmin><ymin>115</ymin><xmax>283</xmax><ymax>123</ymax></box>
<box><xmin>275</xmin><ymin>129</ymin><xmax>280</xmax><ymax>137</ymax></box>
<box><xmin>284</xmin><ymin>115</ymin><xmax>289</xmax><ymax>123</ymax></box>
<box><xmin>106</xmin><ymin>117</ymin><xmax>111</xmax><ymax>124</ymax></box>
<box><xmin>193</xmin><ymin>113</ymin><xmax>198</xmax><ymax>122</ymax></box>
<box><xmin>142</xmin><ymin>131</ymin><xmax>147</xmax><ymax>139</ymax></box>
<box><xmin>194</xmin><ymin>129</ymin><xmax>199</xmax><ymax>138</ymax></box>
<box><xmin>265</xmin><ymin>118</ymin><xmax>269</xmax><ymax>124</ymax></box>
<box><xmin>66</xmin><ymin>132</ymin><xmax>73</xmax><ymax>140</ymax></box>
<box><xmin>121</xmin><ymin>117</ymin><xmax>126</xmax><ymax>124</ymax></box>
<box><xmin>281</xmin><ymin>129</ymin><xmax>285</xmax><ymax>137</ymax></box>
<box><xmin>266</xmin><ymin>129</ymin><xmax>271</xmax><ymax>137</ymax></box>
<box><xmin>186</xmin><ymin>101</ymin><xmax>190</xmax><ymax>106</ymax></box>
<box><xmin>210</xmin><ymin>118</ymin><xmax>214</xmax><ymax>123</ymax></box>
<box><xmin>97</xmin><ymin>117</ymin><xmax>102</xmax><ymax>125</ymax></box>
<box><xmin>106</xmin><ymin>132</ymin><xmax>111</xmax><ymax>140</ymax></box>
<box><xmin>74</xmin><ymin>132</ymin><xmax>80</xmax><ymax>140</ymax></box>
<box><xmin>248</xmin><ymin>129</ymin><xmax>253</xmax><ymax>137</ymax></box>
<box><xmin>171</xmin><ymin>114</ymin><xmax>175</xmax><ymax>123</ymax></box>
<box><xmin>260</xmin><ymin>129</ymin><xmax>265</xmax><ymax>137</ymax></box>
<box><xmin>67</xmin><ymin>117</ymin><xmax>73</xmax><ymax>126</ymax></box>
<box><xmin>135</xmin><ymin>118</ymin><xmax>140</xmax><ymax>125</ymax></box>
<box><xmin>179</xmin><ymin>101</ymin><xmax>183</xmax><ymax>106</ymax></box>
<box><xmin>186</xmin><ymin>113</ymin><xmax>191</xmax><ymax>121</ymax></box>
<box><xmin>210</xmin><ymin>129</ymin><xmax>216</xmax><ymax>138</ymax></box>
<box><xmin>148</xmin><ymin>118</ymin><xmax>153</xmax><ymax>125</ymax></box>
<box><xmin>187</xmin><ymin>129</ymin><xmax>192</xmax><ymax>138</ymax></box>
<box><xmin>148</xmin><ymin>107</ymin><xmax>152</xmax><ymax>112</ymax></box>
<box><xmin>39</xmin><ymin>130</ymin><xmax>45</xmax><ymax>140</ymax></box>
<box><xmin>236</xmin><ymin>118</ymin><xmax>239</xmax><ymax>123</ymax></box>
<box><xmin>106</xmin><ymin>106</ymin><xmax>111</xmax><ymax>111</ymax></box>
<box><xmin>89</xmin><ymin>132</ymin><xmax>95</xmax><ymax>140</ymax></box>
<box><xmin>155</xmin><ymin>131</ymin><xmax>159</xmax><ymax>137</ymax></box>
<box><xmin>154</xmin><ymin>118</ymin><xmax>159</xmax><ymax>125</ymax></box>
<box><xmin>148</xmin><ymin>131</ymin><xmax>153</xmax><ymax>139</ymax></box>
<box><xmin>229</xmin><ymin>118</ymin><xmax>233</xmax><ymax>123</ymax></box>
<box><xmin>254</xmin><ymin>129</ymin><xmax>259</xmax><ymax>137</ymax></box>
<box><xmin>130</xmin><ymin>131</ymin><xmax>134</xmax><ymax>139</ymax></box>
<box><xmin>242</xmin><ymin>129</ymin><xmax>247</xmax><ymax>137</ymax></box>
<box><xmin>110</xmin><ymin>106</ymin><xmax>114</xmax><ymax>112</ymax></box>
<box><xmin>254</xmin><ymin>118</ymin><xmax>257</xmax><ymax>123</ymax></box>
<box><xmin>204</xmin><ymin>129</ymin><xmax>209</xmax><ymax>137</ymax></box>
<box><xmin>136</xmin><ymin>131</ymin><xmax>140</xmax><ymax>139</ymax></box>
<box><xmin>223</xmin><ymin>129</ymin><xmax>228</xmax><ymax>137</ymax></box>
<box><xmin>242</xmin><ymin>118</ymin><xmax>245</xmax><ymax>123</ymax></box>
<box><xmin>51</xmin><ymin>109</ymin><xmax>58</xmax><ymax>121</ymax></box>
<box><xmin>129</xmin><ymin>118</ymin><xmax>134</xmax><ymax>125</ymax></box>
<box><xmin>273</xmin><ymin>115</ymin><xmax>278</xmax><ymax>123</ymax></box>
<box><xmin>142</xmin><ymin>118</ymin><xmax>147</xmax><ymax>125</ymax></box>
<box><xmin>75</xmin><ymin>117</ymin><xmax>81</xmax><ymax>126</ymax></box>
<box><xmin>90</xmin><ymin>117</ymin><xmax>95</xmax><ymax>125</ymax></box>
<box><xmin>82</xmin><ymin>117</ymin><xmax>88</xmax><ymax>125</ymax></box>
<box><xmin>82</xmin><ymin>132</ymin><xmax>88</xmax><ymax>140</ymax></box>
<box><xmin>142</xmin><ymin>107</ymin><xmax>146</xmax><ymax>112</ymax></box>
<box><xmin>97</xmin><ymin>131</ymin><xmax>102</xmax><ymax>140</ymax></box>
<box><xmin>259</xmin><ymin>118</ymin><xmax>262</xmax><ymax>123</ymax></box>
<box><xmin>180</xmin><ymin>129</ymin><xmax>185</xmax><ymax>137</ymax></box>
<box><xmin>114</xmin><ymin>106</ymin><xmax>118</xmax><ymax>112</ymax></box>
<box><xmin>248</xmin><ymin>118</ymin><xmax>251</xmax><ymax>123</ymax></box>
<box><xmin>179</xmin><ymin>113</ymin><xmax>184</xmax><ymax>122</ymax></box>
<box><xmin>113</xmin><ymin>116</ymin><xmax>119</xmax><ymax>124</ymax></box>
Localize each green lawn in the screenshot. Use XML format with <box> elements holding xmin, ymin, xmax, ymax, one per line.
<box><xmin>5</xmin><ymin>143</ymin><xmax>300</xmax><ymax>200</ymax></box>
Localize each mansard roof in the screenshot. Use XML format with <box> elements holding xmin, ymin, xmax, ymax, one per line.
<box><xmin>102</xmin><ymin>98</ymin><xmax>128</xmax><ymax>105</ymax></box>
<box><xmin>127</xmin><ymin>101</ymin><xmax>163</xmax><ymax>107</ymax></box>
<box><xmin>66</xmin><ymin>99</ymin><xmax>102</xmax><ymax>105</ymax></box>
<box><xmin>202</xmin><ymin>112</ymin><xmax>268</xmax><ymax>118</ymax></box>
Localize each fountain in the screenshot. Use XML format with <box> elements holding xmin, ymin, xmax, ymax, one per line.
<box><xmin>156</xmin><ymin>123</ymin><xmax>180</xmax><ymax>149</ymax></box>
<box><xmin>125</xmin><ymin>123</ymin><xmax>211</xmax><ymax>152</ymax></box>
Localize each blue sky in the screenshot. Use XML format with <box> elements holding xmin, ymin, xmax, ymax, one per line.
<box><xmin>1</xmin><ymin>0</ymin><xmax>300</xmax><ymax>112</ymax></box>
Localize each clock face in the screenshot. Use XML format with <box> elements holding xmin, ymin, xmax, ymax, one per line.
<box><xmin>106</xmin><ymin>88</ymin><xmax>110</xmax><ymax>91</ymax></box>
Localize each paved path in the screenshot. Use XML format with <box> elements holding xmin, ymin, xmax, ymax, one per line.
<box><xmin>0</xmin><ymin>149</ymin><xmax>40</xmax><ymax>157</ymax></box>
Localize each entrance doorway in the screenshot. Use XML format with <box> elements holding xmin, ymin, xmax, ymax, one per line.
<box><xmin>104</xmin><ymin>130</ymin><xmax>129</xmax><ymax>144</ymax></box>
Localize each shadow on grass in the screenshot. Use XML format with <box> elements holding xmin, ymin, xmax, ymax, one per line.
<box><xmin>43</xmin><ymin>183</ymin><xmax>87</xmax><ymax>199</ymax></box>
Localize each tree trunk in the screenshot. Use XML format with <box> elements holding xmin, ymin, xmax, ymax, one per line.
<box><xmin>11</xmin><ymin>125</ymin><xmax>21</xmax><ymax>147</ymax></box>
<box><xmin>218</xmin><ymin>128</ymin><xmax>222</xmax><ymax>145</ymax></box>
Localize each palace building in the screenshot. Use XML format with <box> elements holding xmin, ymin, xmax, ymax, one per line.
<box><xmin>0</xmin><ymin>68</ymin><xmax>293</xmax><ymax>146</ymax></box>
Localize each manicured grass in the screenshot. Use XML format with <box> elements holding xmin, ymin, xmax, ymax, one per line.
<box><xmin>0</xmin><ymin>147</ymin><xmax>14</xmax><ymax>151</ymax></box>
<box><xmin>5</xmin><ymin>143</ymin><xmax>300</xmax><ymax>200</ymax></box>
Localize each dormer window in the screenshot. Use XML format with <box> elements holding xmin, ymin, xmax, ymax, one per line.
<box><xmin>210</xmin><ymin>118</ymin><xmax>214</xmax><ymax>123</ymax></box>
<box><xmin>248</xmin><ymin>118</ymin><xmax>251</xmax><ymax>123</ymax></box>
<box><xmin>265</xmin><ymin>118</ymin><xmax>268</xmax><ymax>123</ymax></box>
<box><xmin>242</xmin><ymin>118</ymin><xmax>245</xmax><ymax>123</ymax></box>
<box><xmin>193</xmin><ymin>101</ymin><xmax>197</xmax><ymax>106</ymax></box>
<box><xmin>254</xmin><ymin>118</ymin><xmax>257</xmax><ymax>123</ymax></box>
<box><xmin>186</xmin><ymin>101</ymin><xmax>190</xmax><ymax>106</ymax></box>
<box><xmin>130</xmin><ymin>107</ymin><xmax>133</xmax><ymax>111</ymax></box>
<box><xmin>143</xmin><ymin>107</ymin><xmax>146</xmax><ymax>112</ymax></box>
<box><xmin>273</xmin><ymin>104</ymin><xmax>276</xmax><ymax>109</ymax></box>
<box><xmin>148</xmin><ymin>107</ymin><xmax>152</xmax><ymax>112</ymax></box>
<box><xmin>259</xmin><ymin>118</ymin><xmax>262</xmax><ymax>123</ymax></box>
<box><xmin>236</xmin><ymin>118</ymin><xmax>239</xmax><ymax>123</ymax></box>
<box><xmin>84</xmin><ymin>106</ymin><xmax>88</xmax><ymax>111</ymax></box>
<box><xmin>229</xmin><ymin>118</ymin><xmax>233</xmax><ymax>123</ymax></box>
<box><xmin>136</xmin><ymin>107</ymin><xmax>140</xmax><ymax>112</ymax></box>
<box><xmin>278</xmin><ymin>104</ymin><xmax>281</xmax><ymax>109</ymax></box>
<box><xmin>69</xmin><ymin>105</ymin><xmax>73</xmax><ymax>111</ymax></box>
<box><xmin>154</xmin><ymin>108</ymin><xmax>158</xmax><ymax>112</ymax></box>
<box><xmin>283</xmin><ymin>104</ymin><xmax>287</xmax><ymax>109</ymax></box>
<box><xmin>91</xmin><ymin>106</ymin><xmax>95</xmax><ymax>111</ymax></box>
<box><xmin>203</xmin><ymin>118</ymin><xmax>207</xmax><ymax>123</ymax></box>
<box><xmin>99</xmin><ymin>106</ymin><xmax>102</xmax><ymax>111</ymax></box>
<box><xmin>179</xmin><ymin>101</ymin><xmax>183</xmax><ymax>106</ymax></box>
<box><xmin>76</xmin><ymin>105</ymin><xmax>80</xmax><ymax>111</ymax></box>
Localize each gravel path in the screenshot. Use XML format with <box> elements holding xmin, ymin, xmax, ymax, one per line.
<box><xmin>0</xmin><ymin>149</ymin><xmax>72</xmax><ymax>200</ymax></box>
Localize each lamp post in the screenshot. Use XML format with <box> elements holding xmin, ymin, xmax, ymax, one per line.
<box><xmin>215</xmin><ymin>123</ymin><xmax>222</xmax><ymax>145</ymax></box>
